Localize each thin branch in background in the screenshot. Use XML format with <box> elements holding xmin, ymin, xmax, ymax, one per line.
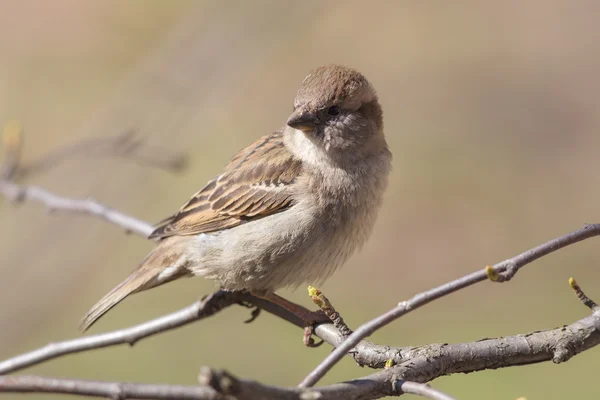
<box><xmin>0</xmin><ymin>180</ymin><xmax>154</xmax><ymax>238</ymax></box>
<box><xmin>298</xmin><ymin>223</ymin><xmax>600</xmax><ymax>387</ymax></box>
<box><xmin>0</xmin><ymin>127</ymin><xmax>189</xmax><ymax>237</ymax></box>
<box><xmin>569</xmin><ymin>277</ymin><xmax>599</xmax><ymax>311</ymax></box>
<box><xmin>15</xmin><ymin>130</ymin><xmax>187</xmax><ymax>179</ymax></box>
<box><xmin>1</xmin><ymin>121</ymin><xmax>23</xmax><ymax>180</ymax></box>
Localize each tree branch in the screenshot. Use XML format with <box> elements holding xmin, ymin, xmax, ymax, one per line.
<box><xmin>298</xmin><ymin>223</ymin><xmax>600</xmax><ymax>387</ymax></box>
<box><xmin>0</xmin><ymin>291</ymin><xmax>241</xmax><ymax>375</ymax></box>
<box><xmin>0</xmin><ymin>375</ymin><xmax>223</xmax><ymax>400</ymax></box>
<box><xmin>14</xmin><ymin>130</ymin><xmax>186</xmax><ymax>179</ymax></box>
<box><xmin>398</xmin><ymin>381</ymin><xmax>456</xmax><ymax>400</ymax></box>
<box><xmin>0</xmin><ymin>128</ymin><xmax>187</xmax><ymax>237</ymax></box>
<box><xmin>0</xmin><ymin>371</ymin><xmax>435</xmax><ymax>400</ymax></box>
<box><xmin>0</xmin><ymin>179</ymin><xmax>154</xmax><ymax>237</ymax></box>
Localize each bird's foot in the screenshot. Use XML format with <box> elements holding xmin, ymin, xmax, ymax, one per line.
<box><xmin>299</xmin><ymin>309</ymin><xmax>330</xmax><ymax>347</ymax></box>
<box><xmin>249</xmin><ymin>291</ymin><xmax>331</xmax><ymax>347</ymax></box>
<box><xmin>236</xmin><ymin>299</ymin><xmax>262</xmax><ymax>323</ymax></box>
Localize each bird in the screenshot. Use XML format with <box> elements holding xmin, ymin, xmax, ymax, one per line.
<box><xmin>80</xmin><ymin>64</ymin><xmax>392</xmax><ymax>332</ymax></box>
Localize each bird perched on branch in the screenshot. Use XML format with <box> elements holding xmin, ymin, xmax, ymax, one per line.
<box><xmin>81</xmin><ymin>65</ymin><xmax>392</xmax><ymax>333</ymax></box>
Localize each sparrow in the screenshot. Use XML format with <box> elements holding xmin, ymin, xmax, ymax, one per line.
<box><xmin>81</xmin><ymin>64</ymin><xmax>392</xmax><ymax>331</ymax></box>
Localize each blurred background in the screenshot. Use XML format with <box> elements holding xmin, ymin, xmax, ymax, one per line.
<box><xmin>1</xmin><ymin>1</ymin><xmax>600</xmax><ymax>399</ymax></box>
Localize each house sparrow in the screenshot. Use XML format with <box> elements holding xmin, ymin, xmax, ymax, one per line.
<box><xmin>81</xmin><ymin>65</ymin><xmax>392</xmax><ymax>332</ymax></box>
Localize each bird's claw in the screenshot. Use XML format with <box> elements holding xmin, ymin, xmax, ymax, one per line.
<box><xmin>237</xmin><ymin>301</ymin><xmax>262</xmax><ymax>323</ymax></box>
<box><xmin>304</xmin><ymin>325</ymin><xmax>324</xmax><ymax>347</ymax></box>
<box><xmin>301</xmin><ymin>310</ymin><xmax>330</xmax><ymax>347</ymax></box>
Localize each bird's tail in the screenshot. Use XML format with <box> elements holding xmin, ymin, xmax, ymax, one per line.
<box><xmin>79</xmin><ymin>237</ymin><xmax>191</xmax><ymax>332</ymax></box>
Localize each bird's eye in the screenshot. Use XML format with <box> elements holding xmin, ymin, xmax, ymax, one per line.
<box><xmin>327</xmin><ymin>106</ymin><xmax>340</xmax><ymax>116</ymax></box>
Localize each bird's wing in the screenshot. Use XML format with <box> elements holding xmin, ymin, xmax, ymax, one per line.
<box><xmin>149</xmin><ymin>130</ymin><xmax>302</xmax><ymax>239</ymax></box>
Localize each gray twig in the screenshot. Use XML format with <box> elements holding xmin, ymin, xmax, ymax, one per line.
<box><xmin>0</xmin><ymin>369</ymin><xmax>393</xmax><ymax>400</ymax></box>
<box><xmin>0</xmin><ymin>291</ymin><xmax>241</xmax><ymax>374</ymax></box>
<box><xmin>398</xmin><ymin>381</ymin><xmax>456</xmax><ymax>400</ymax></box>
<box><xmin>569</xmin><ymin>277</ymin><xmax>599</xmax><ymax>311</ymax></box>
<box><xmin>0</xmin><ymin>179</ymin><xmax>154</xmax><ymax>237</ymax></box>
<box><xmin>15</xmin><ymin>130</ymin><xmax>186</xmax><ymax>179</ymax></box>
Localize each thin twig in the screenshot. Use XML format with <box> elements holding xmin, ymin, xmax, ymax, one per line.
<box><xmin>0</xmin><ymin>291</ymin><xmax>241</xmax><ymax>374</ymax></box>
<box><xmin>298</xmin><ymin>223</ymin><xmax>600</xmax><ymax>387</ymax></box>
<box><xmin>569</xmin><ymin>277</ymin><xmax>599</xmax><ymax>311</ymax></box>
<box><xmin>0</xmin><ymin>375</ymin><xmax>223</xmax><ymax>400</ymax></box>
<box><xmin>0</xmin><ymin>180</ymin><xmax>154</xmax><ymax>237</ymax></box>
<box><xmin>308</xmin><ymin>286</ymin><xmax>352</xmax><ymax>338</ymax></box>
<box><xmin>398</xmin><ymin>381</ymin><xmax>456</xmax><ymax>400</ymax></box>
<box><xmin>15</xmin><ymin>130</ymin><xmax>186</xmax><ymax>179</ymax></box>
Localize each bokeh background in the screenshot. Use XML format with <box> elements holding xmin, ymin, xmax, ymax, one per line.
<box><xmin>1</xmin><ymin>1</ymin><xmax>600</xmax><ymax>399</ymax></box>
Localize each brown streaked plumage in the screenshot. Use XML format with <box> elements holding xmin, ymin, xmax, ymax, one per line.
<box><xmin>81</xmin><ymin>65</ymin><xmax>391</xmax><ymax>332</ymax></box>
<box><xmin>150</xmin><ymin>130</ymin><xmax>301</xmax><ymax>238</ymax></box>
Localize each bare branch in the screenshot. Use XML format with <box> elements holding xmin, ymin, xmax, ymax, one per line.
<box><xmin>397</xmin><ymin>312</ymin><xmax>600</xmax><ymax>376</ymax></box>
<box><xmin>0</xmin><ymin>370</ymin><xmax>397</xmax><ymax>400</ymax></box>
<box><xmin>0</xmin><ymin>373</ymin><xmax>458</xmax><ymax>400</ymax></box>
<box><xmin>0</xmin><ymin>375</ymin><xmax>223</xmax><ymax>400</ymax></box>
<box><xmin>299</xmin><ymin>223</ymin><xmax>600</xmax><ymax>387</ymax></box>
<box><xmin>0</xmin><ymin>179</ymin><xmax>154</xmax><ymax>237</ymax></box>
<box><xmin>0</xmin><ymin>291</ymin><xmax>242</xmax><ymax>374</ymax></box>
<box><xmin>0</xmin><ymin>367</ymin><xmax>439</xmax><ymax>400</ymax></box>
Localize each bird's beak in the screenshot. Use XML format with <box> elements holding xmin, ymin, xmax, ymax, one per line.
<box><xmin>287</xmin><ymin>109</ymin><xmax>319</xmax><ymax>132</ymax></box>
